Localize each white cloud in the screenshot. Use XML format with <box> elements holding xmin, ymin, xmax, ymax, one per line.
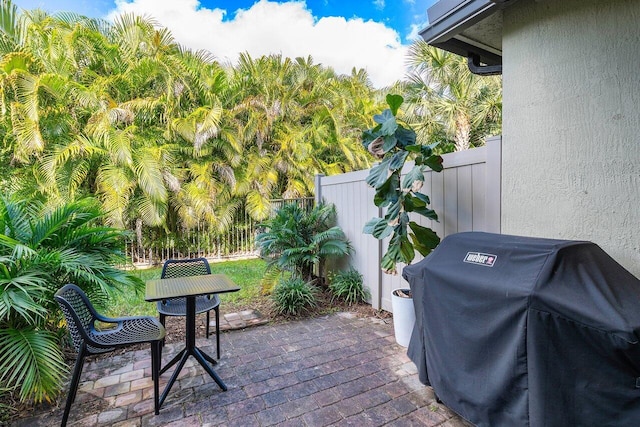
<box><xmin>407</xmin><ymin>23</ymin><xmax>422</xmax><ymax>41</ymax></box>
<box><xmin>108</xmin><ymin>0</ymin><xmax>407</xmax><ymax>87</ymax></box>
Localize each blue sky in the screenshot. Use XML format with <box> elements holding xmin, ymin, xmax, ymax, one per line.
<box><xmin>207</xmin><ymin>0</ymin><xmax>437</xmax><ymax>43</ymax></box>
<box><xmin>12</xmin><ymin>0</ymin><xmax>439</xmax><ymax>86</ymax></box>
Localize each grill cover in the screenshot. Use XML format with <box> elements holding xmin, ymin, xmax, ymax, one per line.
<box><xmin>403</xmin><ymin>232</ymin><xmax>640</xmax><ymax>427</ymax></box>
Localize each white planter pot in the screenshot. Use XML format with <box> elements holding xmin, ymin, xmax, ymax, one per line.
<box><xmin>391</xmin><ymin>288</ymin><xmax>415</xmax><ymax>347</ymax></box>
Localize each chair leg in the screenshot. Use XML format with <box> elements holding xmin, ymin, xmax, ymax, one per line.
<box><xmin>151</xmin><ymin>341</ymin><xmax>161</xmax><ymax>415</ymax></box>
<box><xmin>215</xmin><ymin>306</ymin><xmax>220</xmax><ymax>359</ymax></box>
<box><xmin>158</xmin><ymin>313</ymin><xmax>167</xmax><ymax>364</ymax></box>
<box><xmin>159</xmin><ymin>313</ymin><xmax>166</xmax><ymax>346</ymax></box>
<box><xmin>158</xmin><ymin>313</ymin><xmax>166</xmax><ymax>363</ymax></box>
<box><xmin>61</xmin><ymin>346</ymin><xmax>86</xmax><ymax>427</ymax></box>
<box><xmin>206</xmin><ymin>310</ymin><xmax>210</xmax><ymax>339</ymax></box>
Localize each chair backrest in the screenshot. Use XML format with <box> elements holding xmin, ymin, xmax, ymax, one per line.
<box><xmin>55</xmin><ymin>284</ymin><xmax>99</xmax><ymax>352</ymax></box>
<box><xmin>161</xmin><ymin>257</ymin><xmax>211</xmax><ymax>279</ymax></box>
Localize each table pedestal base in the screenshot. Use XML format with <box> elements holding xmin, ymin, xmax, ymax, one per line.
<box><xmin>156</xmin><ymin>296</ymin><xmax>227</xmax><ymax>411</ymax></box>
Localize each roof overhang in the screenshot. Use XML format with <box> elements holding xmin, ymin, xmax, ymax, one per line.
<box><xmin>419</xmin><ymin>0</ymin><xmax>520</xmax><ymax>67</ymax></box>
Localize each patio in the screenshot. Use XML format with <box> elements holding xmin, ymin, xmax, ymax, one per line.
<box><xmin>14</xmin><ymin>313</ymin><xmax>470</xmax><ymax>426</ymax></box>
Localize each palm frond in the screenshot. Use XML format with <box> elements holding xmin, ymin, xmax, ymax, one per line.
<box><xmin>0</xmin><ymin>326</ymin><xmax>67</xmax><ymax>403</ymax></box>
<box><xmin>0</xmin><ymin>267</ymin><xmax>49</xmax><ymax>323</ymax></box>
<box><xmin>134</xmin><ymin>194</ymin><xmax>166</xmax><ymax>227</ymax></box>
<box><xmin>133</xmin><ymin>147</ymin><xmax>167</xmax><ymax>202</ymax></box>
<box><xmin>96</xmin><ymin>165</ymin><xmax>132</xmax><ymax>228</ymax></box>
<box><xmin>246</xmin><ymin>191</ymin><xmax>272</xmax><ymax>221</ymax></box>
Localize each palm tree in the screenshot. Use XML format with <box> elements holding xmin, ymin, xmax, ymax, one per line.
<box><xmin>404</xmin><ymin>40</ymin><xmax>502</xmax><ymax>152</ymax></box>
<box><xmin>0</xmin><ymin>9</ymin><xmax>244</xmax><ymax>241</ymax></box>
<box><xmin>0</xmin><ymin>4</ymin><xmax>381</xmax><ymax>258</ymax></box>
<box><xmin>225</xmin><ymin>53</ymin><xmax>374</xmax><ymax>219</ymax></box>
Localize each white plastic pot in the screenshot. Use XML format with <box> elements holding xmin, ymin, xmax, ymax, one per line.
<box><xmin>391</xmin><ymin>288</ymin><xmax>415</xmax><ymax>347</ymax></box>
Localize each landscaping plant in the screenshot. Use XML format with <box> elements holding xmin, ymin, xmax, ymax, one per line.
<box><xmin>328</xmin><ymin>268</ymin><xmax>370</xmax><ymax>305</ymax></box>
<box><xmin>256</xmin><ymin>202</ymin><xmax>351</xmax><ymax>292</ymax></box>
<box><xmin>271</xmin><ymin>277</ymin><xmax>318</xmax><ymax>316</ymax></box>
<box><xmin>0</xmin><ymin>196</ymin><xmax>142</xmax><ymax>404</ymax></box>
<box><xmin>362</xmin><ymin>94</ymin><xmax>444</xmax><ymax>274</ymax></box>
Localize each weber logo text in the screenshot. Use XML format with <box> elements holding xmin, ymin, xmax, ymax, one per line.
<box><xmin>464</xmin><ymin>252</ymin><xmax>497</xmax><ymax>267</ymax></box>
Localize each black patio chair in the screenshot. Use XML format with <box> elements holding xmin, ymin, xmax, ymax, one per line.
<box><xmin>157</xmin><ymin>257</ymin><xmax>221</xmax><ymax>358</ymax></box>
<box><xmin>55</xmin><ymin>284</ymin><xmax>165</xmax><ymax>427</ymax></box>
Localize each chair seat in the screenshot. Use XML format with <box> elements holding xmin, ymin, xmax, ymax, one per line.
<box><xmin>55</xmin><ymin>284</ymin><xmax>166</xmax><ymax>425</ymax></box>
<box><xmin>88</xmin><ymin>316</ymin><xmax>165</xmax><ymax>348</ymax></box>
<box><xmin>157</xmin><ymin>294</ymin><xmax>220</xmax><ymax>317</ymax></box>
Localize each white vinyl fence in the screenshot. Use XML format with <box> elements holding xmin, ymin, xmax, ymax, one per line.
<box><xmin>316</xmin><ymin>137</ymin><xmax>502</xmax><ymax>312</ymax></box>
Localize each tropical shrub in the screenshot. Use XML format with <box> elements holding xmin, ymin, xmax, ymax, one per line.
<box><xmin>362</xmin><ymin>94</ymin><xmax>443</xmax><ymax>275</ymax></box>
<box><xmin>256</xmin><ymin>202</ymin><xmax>351</xmax><ymax>292</ymax></box>
<box><xmin>272</xmin><ymin>277</ymin><xmax>318</xmax><ymax>316</ymax></box>
<box><xmin>0</xmin><ymin>196</ymin><xmax>142</xmax><ymax>403</ymax></box>
<box><xmin>328</xmin><ymin>268</ymin><xmax>370</xmax><ymax>306</ymax></box>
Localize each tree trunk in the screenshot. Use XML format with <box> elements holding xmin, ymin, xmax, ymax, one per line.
<box><xmin>454</xmin><ymin>113</ymin><xmax>472</xmax><ymax>151</ymax></box>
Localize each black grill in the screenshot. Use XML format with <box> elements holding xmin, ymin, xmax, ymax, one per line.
<box><xmin>403</xmin><ymin>232</ymin><xmax>640</xmax><ymax>427</ymax></box>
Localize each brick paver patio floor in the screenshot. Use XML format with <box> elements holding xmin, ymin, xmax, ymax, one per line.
<box><xmin>13</xmin><ymin>313</ymin><xmax>471</xmax><ymax>426</ymax></box>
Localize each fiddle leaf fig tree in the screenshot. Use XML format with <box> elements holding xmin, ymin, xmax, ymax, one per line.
<box><xmin>362</xmin><ymin>94</ymin><xmax>444</xmax><ymax>275</ymax></box>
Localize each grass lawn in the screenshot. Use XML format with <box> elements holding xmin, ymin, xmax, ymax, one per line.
<box><xmin>106</xmin><ymin>257</ymin><xmax>267</xmax><ymax>318</ymax></box>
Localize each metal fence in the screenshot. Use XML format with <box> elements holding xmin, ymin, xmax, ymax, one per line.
<box><xmin>269</xmin><ymin>197</ymin><xmax>315</xmax><ymax>214</ymax></box>
<box><xmin>127</xmin><ymin>197</ymin><xmax>315</xmax><ymax>266</ymax></box>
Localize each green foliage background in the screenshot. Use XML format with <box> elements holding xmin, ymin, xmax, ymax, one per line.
<box><xmin>0</xmin><ymin>1</ymin><xmax>378</xmax><ymax>246</ymax></box>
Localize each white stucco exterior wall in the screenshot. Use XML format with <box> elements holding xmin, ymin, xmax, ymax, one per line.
<box><xmin>501</xmin><ymin>0</ymin><xmax>640</xmax><ymax>276</ymax></box>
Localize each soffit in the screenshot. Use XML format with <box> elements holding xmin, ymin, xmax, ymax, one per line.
<box><xmin>419</xmin><ymin>0</ymin><xmax>519</xmax><ymax>65</ymax></box>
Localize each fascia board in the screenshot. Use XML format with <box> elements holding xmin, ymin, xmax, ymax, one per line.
<box><xmin>420</xmin><ymin>0</ymin><xmax>498</xmax><ymax>45</ymax></box>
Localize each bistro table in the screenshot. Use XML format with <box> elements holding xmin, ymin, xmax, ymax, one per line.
<box><xmin>145</xmin><ymin>273</ymin><xmax>240</xmax><ymax>408</ymax></box>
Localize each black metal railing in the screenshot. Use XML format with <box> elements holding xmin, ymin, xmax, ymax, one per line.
<box><xmin>127</xmin><ymin>197</ymin><xmax>315</xmax><ymax>266</ymax></box>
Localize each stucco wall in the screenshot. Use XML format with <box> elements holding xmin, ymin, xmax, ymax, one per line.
<box><xmin>501</xmin><ymin>0</ymin><xmax>640</xmax><ymax>276</ymax></box>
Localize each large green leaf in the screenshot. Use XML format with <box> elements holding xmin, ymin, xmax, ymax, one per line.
<box><xmin>394</xmin><ymin>125</ymin><xmax>416</xmax><ymax>148</ymax></box>
<box><xmin>401</xmin><ymin>165</ymin><xmax>425</xmax><ymax>191</ymax></box>
<box><xmin>405</xmin><ymin>195</ymin><xmax>437</xmax><ymax>219</ymax></box>
<box><xmin>388</xmin><ymin>151</ymin><xmax>409</xmax><ymax>171</ymax></box>
<box><xmin>386</xmin><ymin>94</ymin><xmax>403</xmax><ymax>116</ymax></box>
<box><xmin>385</xmin><ymin>198</ymin><xmax>403</xmax><ymax>223</ymax></box>
<box><xmin>381</xmin><ymin>134</ymin><xmax>398</xmax><ymax>152</ymax></box>
<box><xmin>413</xmin><ymin>192</ymin><xmax>431</xmax><ymax>205</ymax></box>
<box><xmin>365</xmin><ymin>156</ymin><xmax>392</xmax><ymax>190</ymax></box>
<box><xmin>362</xmin><ymin>218</ymin><xmax>392</xmax><ymax>240</ymax></box>
<box><xmin>381</xmin><ymin>245</ymin><xmax>400</xmax><ymax>274</ymax></box>
<box><xmin>403</xmin><ymin>193</ymin><xmax>424</xmax><ymax>212</ymax></box>
<box><xmin>373</xmin><ymin>191</ymin><xmax>397</xmax><ymax>208</ymax></box>
<box><xmin>373</xmin><ymin>172</ymin><xmax>400</xmax><ymax>207</ymax></box>
<box><xmin>424</xmin><ymin>154</ymin><xmax>444</xmax><ymax>172</ymax></box>
<box><xmin>405</xmin><ymin>144</ymin><xmax>422</xmax><ymax>153</ymax></box>
<box><xmin>413</xmin><ymin>206</ymin><xmax>438</xmax><ymax>221</ymax></box>
<box><xmin>421</xmin><ymin>144</ymin><xmax>434</xmax><ymax>157</ymax></box>
<box><xmin>363</xmin><ymin>217</ymin><xmax>382</xmax><ymax>235</ymax></box>
<box><xmin>361</xmin><ymin>127</ymin><xmax>381</xmax><ymax>148</ymax></box>
<box><xmin>385</xmin><ymin>234</ymin><xmax>415</xmax><ymax>266</ymax></box>
<box><xmin>400</xmin><ymin>235</ymin><xmax>415</xmax><ymax>264</ymax></box>
<box><xmin>373</xmin><ymin>109</ymin><xmax>393</xmax><ymax>125</ymax></box>
<box><xmin>380</xmin><ymin>115</ymin><xmax>398</xmax><ymax>137</ymax></box>
<box><xmin>409</xmin><ymin>221</ymin><xmax>440</xmax><ymax>256</ymax></box>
